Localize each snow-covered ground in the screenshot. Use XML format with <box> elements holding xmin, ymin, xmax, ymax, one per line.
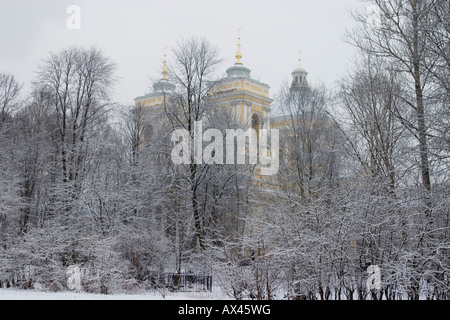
<box><xmin>0</xmin><ymin>288</ymin><xmax>230</xmax><ymax>300</ymax></box>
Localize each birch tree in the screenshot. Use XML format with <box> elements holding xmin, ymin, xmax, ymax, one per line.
<box><xmin>346</xmin><ymin>0</ymin><xmax>446</xmax><ymax>212</ymax></box>
<box><xmin>0</xmin><ymin>72</ymin><xmax>22</xmax><ymax>124</ymax></box>
<box><xmin>36</xmin><ymin>46</ymin><xmax>116</xmax><ymax>209</ymax></box>
<box><xmin>165</xmin><ymin>37</ymin><xmax>223</xmax><ymax>250</ymax></box>
<box><xmin>345</xmin><ymin>0</ymin><xmax>450</xmax><ymax>298</ymax></box>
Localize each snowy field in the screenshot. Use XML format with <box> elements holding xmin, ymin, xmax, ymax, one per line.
<box><xmin>0</xmin><ymin>288</ymin><xmax>230</xmax><ymax>300</ymax></box>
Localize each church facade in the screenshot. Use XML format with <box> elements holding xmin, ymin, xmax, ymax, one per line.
<box><xmin>134</xmin><ymin>34</ymin><xmax>310</xmax><ymax>173</ymax></box>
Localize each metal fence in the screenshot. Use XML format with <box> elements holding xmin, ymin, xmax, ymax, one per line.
<box><xmin>165</xmin><ymin>273</ymin><xmax>212</xmax><ymax>292</ymax></box>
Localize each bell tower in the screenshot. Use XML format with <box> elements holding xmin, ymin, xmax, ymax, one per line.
<box><xmin>290</xmin><ymin>50</ymin><xmax>309</xmax><ymax>93</ymax></box>
<box><xmin>212</xmin><ymin>29</ymin><xmax>272</xmax><ymax>131</ymax></box>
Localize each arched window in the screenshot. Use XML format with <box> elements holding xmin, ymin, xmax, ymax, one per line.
<box><xmin>295</xmin><ymin>76</ymin><xmax>299</xmax><ymax>83</ymax></box>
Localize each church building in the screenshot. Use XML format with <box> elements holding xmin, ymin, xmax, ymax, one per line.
<box><xmin>134</xmin><ymin>33</ymin><xmax>310</xmax><ymax>158</ymax></box>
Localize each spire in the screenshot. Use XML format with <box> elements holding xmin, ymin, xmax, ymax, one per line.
<box><xmin>153</xmin><ymin>46</ymin><xmax>176</xmax><ymax>93</ymax></box>
<box><xmin>235</xmin><ymin>27</ymin><xmax>243</xmax><ymax>65</ymax></box>
<box><xmin>162</xmin><ymin>46</ymin><xmax>168</xmax><ymax>80</ymax></box>
<box><xmin>298</xmin><ymin>50</ymin><xmax>302</xmax><ymax>67</ymax></box>
<box><xmin>226</xmin><ymin>27</ymin><xmax>251</xmax><ymax>78</ymax></box>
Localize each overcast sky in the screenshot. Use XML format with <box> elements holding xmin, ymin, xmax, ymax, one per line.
<box><xmin>0</xmin><ymin>0</ymin><xmax>366</xmax><ymax>106</ymax></box>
